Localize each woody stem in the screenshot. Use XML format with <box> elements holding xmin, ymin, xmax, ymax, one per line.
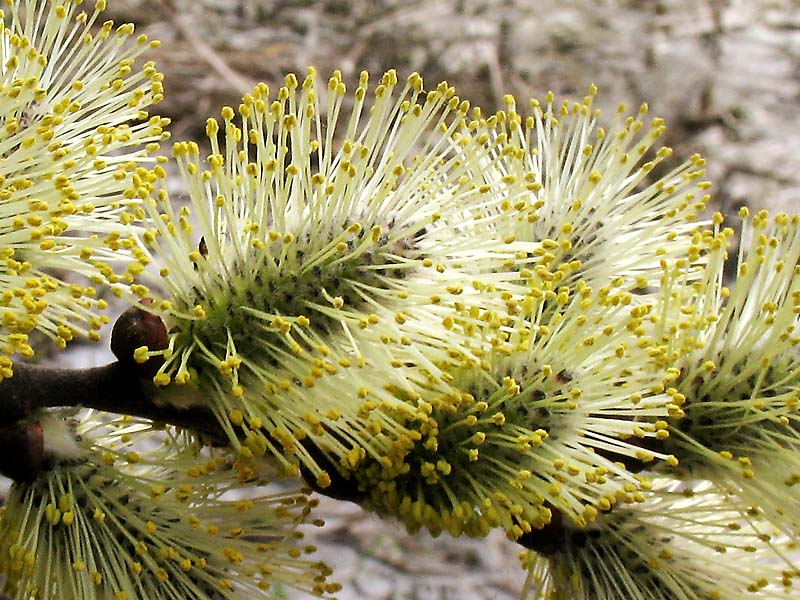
<box><xmin>0</xmin><ymin>361</ymin><xmax>226</xmax><ymax>443</ymax></box>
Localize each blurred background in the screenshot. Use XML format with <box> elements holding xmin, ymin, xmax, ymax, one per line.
<box><xmin>110</xmin><ymin>0</ymin><xmax>800</xmax><ymax>217</ymax></box>
<box><xmin>4</xmin><ymin>1</ymin><xmax>800</xmax><ymax>599</ymax></box>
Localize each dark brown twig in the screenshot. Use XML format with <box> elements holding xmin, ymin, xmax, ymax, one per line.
<box><xmin>0</xmin><ymin>361</ymin><xmax>226</xmax><ymax>443</ymax></box>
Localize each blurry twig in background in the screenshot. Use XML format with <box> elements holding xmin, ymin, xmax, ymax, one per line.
<box><xmin>159</xmin><ymin>0</ymin><xmax>257</xmax><ymax>95</ymax></box>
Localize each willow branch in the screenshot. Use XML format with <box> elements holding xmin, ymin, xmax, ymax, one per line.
<box><xmin>0</xmin><ymin>361</ymin><xmax>226</xmax><ymax>443</ymax></box>
<box><xmin>0</xmin><ymin>360</ymin><xmax>363</xmax><ymax>500</ymax></box>
<box><xmin>0</xmin><ymin>307</ymin><xmax>366</xmax><ymax>502</ymax></box>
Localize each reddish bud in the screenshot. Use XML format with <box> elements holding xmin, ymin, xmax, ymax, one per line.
<box><xmin>0</xmin><ymin>421</ymin><xmax>43</xmax><ymax>483</ymax></box>
<box><xmin>111</xmin><ymin>305</ymin><xmax>169</xmax><ymax>377</ymax></box>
